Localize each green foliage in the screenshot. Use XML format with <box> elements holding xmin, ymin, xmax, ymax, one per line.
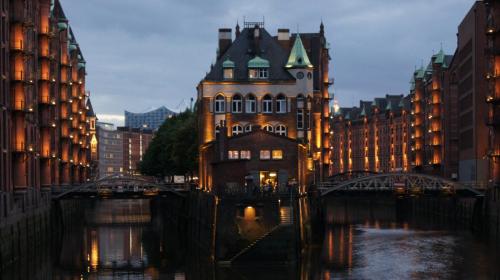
<box><xmin>139</xmin><ymin>109</ymin><xmax>198</xmax><ymax>177</ymax></box>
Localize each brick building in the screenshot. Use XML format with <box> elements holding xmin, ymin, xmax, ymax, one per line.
<box><xmin>330</xmin><ymin>95</ymin><xmax>411</xmax><ymax>174</ymax></box>
<box><xmin>198</xmin><ymin>21</ymin><xmax>332</xmax><ymax>191</ymax></box>
<box><xmin>118</xmin><ymin>126</ymin><xmax>153</xmax><ymax>175</ymax></box>
<box><xmin>97</xmin><ymin>122</ymin><xmax>122</xmax><ymax>179</ymax></box>
<box><xmin>0</xmin><ymin>0</ymin><xmax>93</xmax><ymax>192</ymax></box>
<box><xmin>410</xmin><ymin>50</ymin><xmax>456</xmax><ymax>178</ymax></box>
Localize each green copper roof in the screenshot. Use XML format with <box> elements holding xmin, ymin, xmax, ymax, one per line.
<box><xmin>415</xmin><ymin>67</ymin><xmax>425</xmax><ymax>79</ymax></box>
<box><xmin>344</xmin><ymin>111</ymin><xmax>351</xmax><ymax>120</ymax></box>
<box><xmin>285</xmin><ymin>34</ymin><xmax>313</xmax><ymax>68</ymax></box>
<box><xmin>77</xmin><ymin>62</ymin><xmax>86</xmax><ymax>69</ymax></box>
<box><xmin>58</xmin><ymin>22</ymin><xmax>68</xmax><ymax>30</ymax></box>
<box><xmin>248</xmin><ymin>56</ymin><xmax>270</xmax><ymax>68</ymax></box>
<box><xmin>434</xmin><ymin>48</ymin><xmax>446</xmax><ymax>65</ymax></box>
<box><xmin>222</xmin><ymin>57</ymin><xmax>235</xmax><ymax>68</ymax></box>
<box><xmin>69</xmin><ymin>43</ymin><xmax>78</xmax><ymax>51</ymax></box>
<box><xmin>360</xmin><ymin>106</ymin><xmax>366</xmax><ymax>117</ymax></box>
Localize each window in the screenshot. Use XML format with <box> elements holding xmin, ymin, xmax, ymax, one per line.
<box><xmin>249</xmin><ymin>68</ymin><xmax>268</xmax><ymax>79</ymax></box>
<box><xmin>232</xmin><ymin>95</ymin><xmax>242</xmax><ymax>113</ymax></box>
<box><xmin>272</xmin><ymin>150</ymin><xmax>283</xmax><ymax>160</ymax></box>
<box><xmin>275</xmin><ymin>125</ymin><xmax>287</xmax><ymax>136</ymax></box>
<box><xmin>245</xmin><ymin>124</ymin><xmax>252</xmax><ymax>132</ymax></box>
<box><xmin>263</xmin><ymin>95</ymin><xmax>272</xmax><ymax>113</ymax></box>
<box><xmin>223</xmin><ymin>68</ymin><xmax>233</xmax><ymax>79</ymax></box>
<box><xmin>240</xmin><ymin>150</ymin><xmax>251</xmax><ymax>159</ymax></box>
<box><xmin>297</xmin><ymin>94</ymin><xmax>304</xmax><ymax>109</ymax></box>
<box><xmin>232</xmin><ymin>124</ymin><xmax>243</xmax><ymax>136</ymax></box>
<box><xmin>297</xmin><ymin>109</ymin><xmax>304</xmax><ymax>129</ymax></box>
<box><xmin>215</xmin><ymin>95</ymin><xmax>225</xmax><ymax>113</ymax></box>
<box><xmin>263</xmin><ymin>125</ymin><xmax>273</xmax><ymax>133</ymax></box>
<box><xmin>107</xmin><ymin>167</ymin><xmax>113</xmax><ymax>172</ymax></box>
<box><xmin>260</xmin><ymin>150</ymin><xmax>271</xmax><ymax>160</ymax></box>
<box><xmin>228</xmin><ymin>150</ymin><xmax>239</xmax><ymax>159</ymax></box>
<box><xmin>245</xmin><ymin>94</ymin><xmax>256</xmax><ymax>113</ymax></box>
<box><xmin>276</xmin><ymin>94</ymin><xmax>286</xmax><ymax>113</ymax></box>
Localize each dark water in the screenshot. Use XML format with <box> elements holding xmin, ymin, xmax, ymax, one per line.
<box><xmin>1</xmin><ymin>198</ymin><xmax>499</xmax><ymax>280</ymax></box>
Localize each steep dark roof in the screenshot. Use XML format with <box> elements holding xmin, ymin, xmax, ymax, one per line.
<box><xmin>86</xmin><ymin>99</ymin><xmax>96</xmax><ymax>117</ymax></box>
<box><xmin>204</xmin><ymin>28</ymin><xmax>295</xmax><ymax>82</ymax></box>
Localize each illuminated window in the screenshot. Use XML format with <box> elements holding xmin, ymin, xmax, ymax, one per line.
<box><xmin>232</xmin><ymin>125</ymin><xmax>243</xmax><ymax>136</ymax></box>
<box><xmin>240</xmin><ymin>150</ymin><xmax>251</xmax><ymax>159</ymax></box>
<box><xmin>262</xmin><ymin>95</ymin><xmax>272</xmax><ymax>113</ymax></box>
<box><xmin>246</xmin><ymin>94</ymin><xmax>256</xmax><ymax>113</ymax></box>
<box><xmin>272</xmin><ymin>150</ymin><xmax>283</xmax><ymax>160</ymax></box>
<box><xmin>263</xmin><ymin>125</ymin><xmax>273</xmax><ymax>133</ymax></box>
<box><xmin>215</xmin><ymin>95</ymin><xmax>225</xmax><ymax>113</ymax></box>
<box><xmin>276</xmin><ymin>94</ymin><xmax>286</xmax><ymax>113</ymax></box>
<box><xmin>228</xmin><ymin>150</ymin><xmax>239</xmax><ymax>159</ymax></box>
<box><xmin>232</xmin><ymin>95</ymin><xmax>242</xmax><ymax>113</ymax></box>
<box><xmin>260</xmin><ymin>150</ymin><xmax>271</xmax><ymax>160</ymax></box>
<box><xmin>223</xmin><ymin>68</ymin><xmax>233</xmax><ymax>79</ymax></box>
<box><xmin>275</xmin><ymin>125</ymin><xmax>287</xmax><ymax>136</ymax></box>
<box><xmin>245</xmin><ymin>124</ymin><xmax>252</xmax><ymax>132</ymax></box>
<box><xmin>249</xmin><ymin>68</ymin><xmax>268</xmax><ymax>79</ymax></box>
<box><xmin>107</xmin><ymin>167</ymin><xmax>113</xmax><ymax>172</ymax></box>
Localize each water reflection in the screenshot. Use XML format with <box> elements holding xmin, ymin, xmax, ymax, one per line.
<box><xmin>1</xmin><ymin>197</ymin><xmax>500</xmax><ymax>279</ymax></box>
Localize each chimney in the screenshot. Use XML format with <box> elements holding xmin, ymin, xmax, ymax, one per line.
<box><xmin>218</xmin><ymin>28</ymin><xmax>232</xmax><ymax>59</ymax></box>
<box><xmin>277</xmin><ymin>28</ymin><xmax>290</xmax><ymax>50</ymax></box>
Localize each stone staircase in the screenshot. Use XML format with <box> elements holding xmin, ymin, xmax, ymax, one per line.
<box><xmin>219</xmin><ymin>206</ymin><xmax>296</xmax><ymax>266</ymax></box>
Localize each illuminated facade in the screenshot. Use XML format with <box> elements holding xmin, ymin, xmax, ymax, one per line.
<box><xmin>485</xmin><ymin>0</ymin><xmax>500</xmax><ymax>186</ymax></box>
<box><xmin>198</xmin><ymin>21</ymin><xmax>332</xmax><ymax>190</ymax></box>
<box><xmin>0</xmin><ymin>0</ymin><xmax>93</xmax><ymax>192</ymax></box>
<box><xmin>118</xmin><ymin>127</ymin><xmax>153</xmax><ymax>175</ymax></box>
<box><xmin>410</xmin><ymin>50</ymin><xmax>456</xmax><ymax>178</ymax></box>
<box><xmin>330</xmin><ymin>95</ymin><xmax>411</xmax><ymax>174</ymax></box>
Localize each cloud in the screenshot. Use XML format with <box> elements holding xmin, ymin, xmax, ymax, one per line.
<box><xmin>62</xmin><ymin>0</ymin><xmax>474</xmax><ymax>113</ymax></box>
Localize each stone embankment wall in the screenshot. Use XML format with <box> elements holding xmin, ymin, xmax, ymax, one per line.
<box><xmin>484</xmin><ymin>187</ymin><xmax>500</xmax><ymax>243</ymax></box>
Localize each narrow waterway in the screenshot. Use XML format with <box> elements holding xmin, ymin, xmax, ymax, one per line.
<box><xmin>1</xmin><ymin>198</ymin><xmax>499</xmax><ymax>279</ymax></box>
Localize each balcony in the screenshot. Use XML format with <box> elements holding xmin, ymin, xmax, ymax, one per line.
<box><xmin>10</xmin><ymin>40</ymin><xmax>24</xmax><ymax>52</ymax></box>
<box><xmin>12</xmin><ymin>140</ymin><xmax>25</xmax><ymax>152</ymax></box>
<box><xmin>12</xmin><ymin>100</ymin><xmax>25</xmax><ymax>111</ymax></box>
<box><xmin>11</xmin><ymin>71</ymin><xmax>25</xmax><ymax>81</ymax></box>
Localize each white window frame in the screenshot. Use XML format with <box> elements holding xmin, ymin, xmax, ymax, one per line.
<box><xmin>260</xmin><ymin>150</ymin><xmax>271</xmax><ymax>160</ymax></box>
<box><xmin>262</xmin><ymin>95</ymin><xmax>272</xmax><ymax>113</ymax></box>
<box><xmin>240</xmin><ymin>150</ymin><xmax>251</xmax><ymax>160</ymax></box>
<box><xmin>275</xmin><ymin>125</ymin><xmax>287</xmax><ymax>136</ymax></box>
<box><xmin>232</xmin><ymin>124</ymin><xmax>243</xmax><ymax>136</ymax></box>
<box><xmin>215</xmin><ymin>95</ymin><xmax>225</xmax><ymax>113</ymax></box>
<box><xmin>245</xmin><ymin>95</ymin><xmax>256</xmax><ymax>113</ymax></box>
<box><xmin>276</xmin><ymin>95</ymin><xmax>286</xmax><ymax>113</ymax></box>
<box><xmin>232</xmin><ymin>95</ymin><xmax>242</xmax><ymax>113</ymax></box>
<box><xmin>223</xmin><ymin>68</ymin><xmax>234</xmax><ymax>80</ymax></box>
<box><xmin>297</xmin><ymin>109</ymin><xmax>304</xmax><ymax>129</ymax></box>
<box><xmin>263</xmin><ymin>125</ymin><xmax>274</xmax><ymax>133</ymax></box>
<box><xmin>258</xmin><ymin>68</ymin><xmax>268</xmax><ymax>78</ymax></box>
<box><xmin>228</xmin><ymin>150</ymin><xmax>239</xmax><ymax>159</ymax></box>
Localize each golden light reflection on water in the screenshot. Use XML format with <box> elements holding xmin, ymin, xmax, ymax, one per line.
<box><xmin>90</xmin><ymin>230</ymin><xmax>99</xmax><ymax>270</ymax></box>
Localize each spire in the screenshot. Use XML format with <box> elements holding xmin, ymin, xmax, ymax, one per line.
<box><xmin>236</xmin><ymin>20</ymin><xmax>240</xmax><ymax>38</ymax></box>
<box><xmin>285</xmin><ymin>34</ymin><xmax>313</xmax><ymax>68</ymax></box>
<box><xmin>320</xmin><ymin>20</ymin><xmax>324</xmax><ymax>36</ymax></box>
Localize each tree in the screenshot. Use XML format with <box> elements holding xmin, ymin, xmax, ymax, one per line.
<box><xmin>139</xmin><ymin>109</ymin><xmax>198</xmax><ymax>179</ymax></box>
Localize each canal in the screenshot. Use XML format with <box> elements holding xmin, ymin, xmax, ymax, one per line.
<box><xmin>1</xmin><ymin>197</ymin><xmax>499</xmax><ymax>279</ymax></box>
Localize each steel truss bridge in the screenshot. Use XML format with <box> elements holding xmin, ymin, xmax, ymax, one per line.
<box><xmin>52</xmin><ymin>174</ymin><xmax>188</xmax><ymax>199</ymax></box>
<box><xmin>318</xmin><ymin>172</ymin><xmax>484</xmax><ymax>197</ymax></box>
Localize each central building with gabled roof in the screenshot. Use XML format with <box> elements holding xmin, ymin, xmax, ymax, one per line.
<box><xmin>197</xmin><ymin>21</ymin><xmax>332</xmax><ymax>192</ymax></box>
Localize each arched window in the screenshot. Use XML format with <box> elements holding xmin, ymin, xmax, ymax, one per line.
<box><xmin>262</xmin><ymin>95</ymin><xmax>272</xmax><ymax>113</ymax></box>
<box><xmin>215</xmin><ymin>94</ymin><xmax>225</xmax><ymax>113</ymax></box>
<box><xmin>276</xmin><ymin>94</ymin><xmax>286</xmax><ymax>113</ymax></box>
<box><xmin>232</xmin><ymin>94</ymin><xmax>242</xmax><ymax>113</ymax></box>
<box><xmin>232</xmin><ymin>124</ymin><xmax>243</xmax><ymax>136</ymax></box>
<box><xmin>263</xmin><ymin>124</ymin><xmax>274</xmax><ymax>133</ymax></box>
<box><xmin>275</xmin><ymin>125</ymin><xmax>287</xmax><ymax>136</ymax></box>
<box><xmin>245</xmin><ymin>124</ymin><xmax>252</xmax><ymax>132</ymax></box>
<box><xmin>245</xmin><ymin>94</ymin><xmax>256</xmax><ymax>113</ymax></box>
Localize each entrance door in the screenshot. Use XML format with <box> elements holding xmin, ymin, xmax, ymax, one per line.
<box><xmin>259</xmin><ymin>171</ymin><xmax>277</xmax><ymax>189</ymax></box>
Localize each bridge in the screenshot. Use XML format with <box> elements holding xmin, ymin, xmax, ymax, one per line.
<box><xmin>318</xmin><ymin>172</ymin><xmax>484</xmax><ymax>197</ymax></box>
<box><xmin>52</xmin><ymin>174</ymin><xmax>189</xmax><ymax>200</ymax></box>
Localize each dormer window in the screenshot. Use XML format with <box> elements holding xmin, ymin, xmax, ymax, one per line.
<box><xmin>222</xmin><ymin>57</ymin><xmax>235</xmax><ymax>80</ymax></box>
<box><xmin>248</xmin><ymin>56</ymin><xmax>270</xmax><ymax>79</ymax></box>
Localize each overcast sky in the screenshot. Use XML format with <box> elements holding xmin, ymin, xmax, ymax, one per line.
<box><xmin>62</xmin><ymin>0</ymin><xmax>473</xmax><ymax>125</ymax></box>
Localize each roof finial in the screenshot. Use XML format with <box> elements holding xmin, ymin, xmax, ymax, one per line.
<box><xmin>320</xmin><ymin>19</ymin><xmax>324</xmax><ymax>35</ymax></box>
<box><xmin>236</xmin><ymin>19</ymin><xmax>240</xmax><ymax>37</ymax></box>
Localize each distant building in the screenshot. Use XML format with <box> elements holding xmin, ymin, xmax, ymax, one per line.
<box><xmin>97</xmin><ymin>122</ymin><xmax>123</xmax><ymax>178</ymax></box>
<box><xmin>87</xmin><ymin>100</ymin><xmax>99</xmax><ymax>179</ymax></box>
<box><xmin>331</xmin><ymin>95</ymin><xmax>412</xmax><ymax>174</ymax></box>
<box><xmin>124</xmin><ymin>106</ymin><xmax>175</xmax><ymax>130</ymax></box>
<box><xmin>118</xmin><ymin>127</ymin><xmax>154</xmax><ymax>175</ymax></box>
